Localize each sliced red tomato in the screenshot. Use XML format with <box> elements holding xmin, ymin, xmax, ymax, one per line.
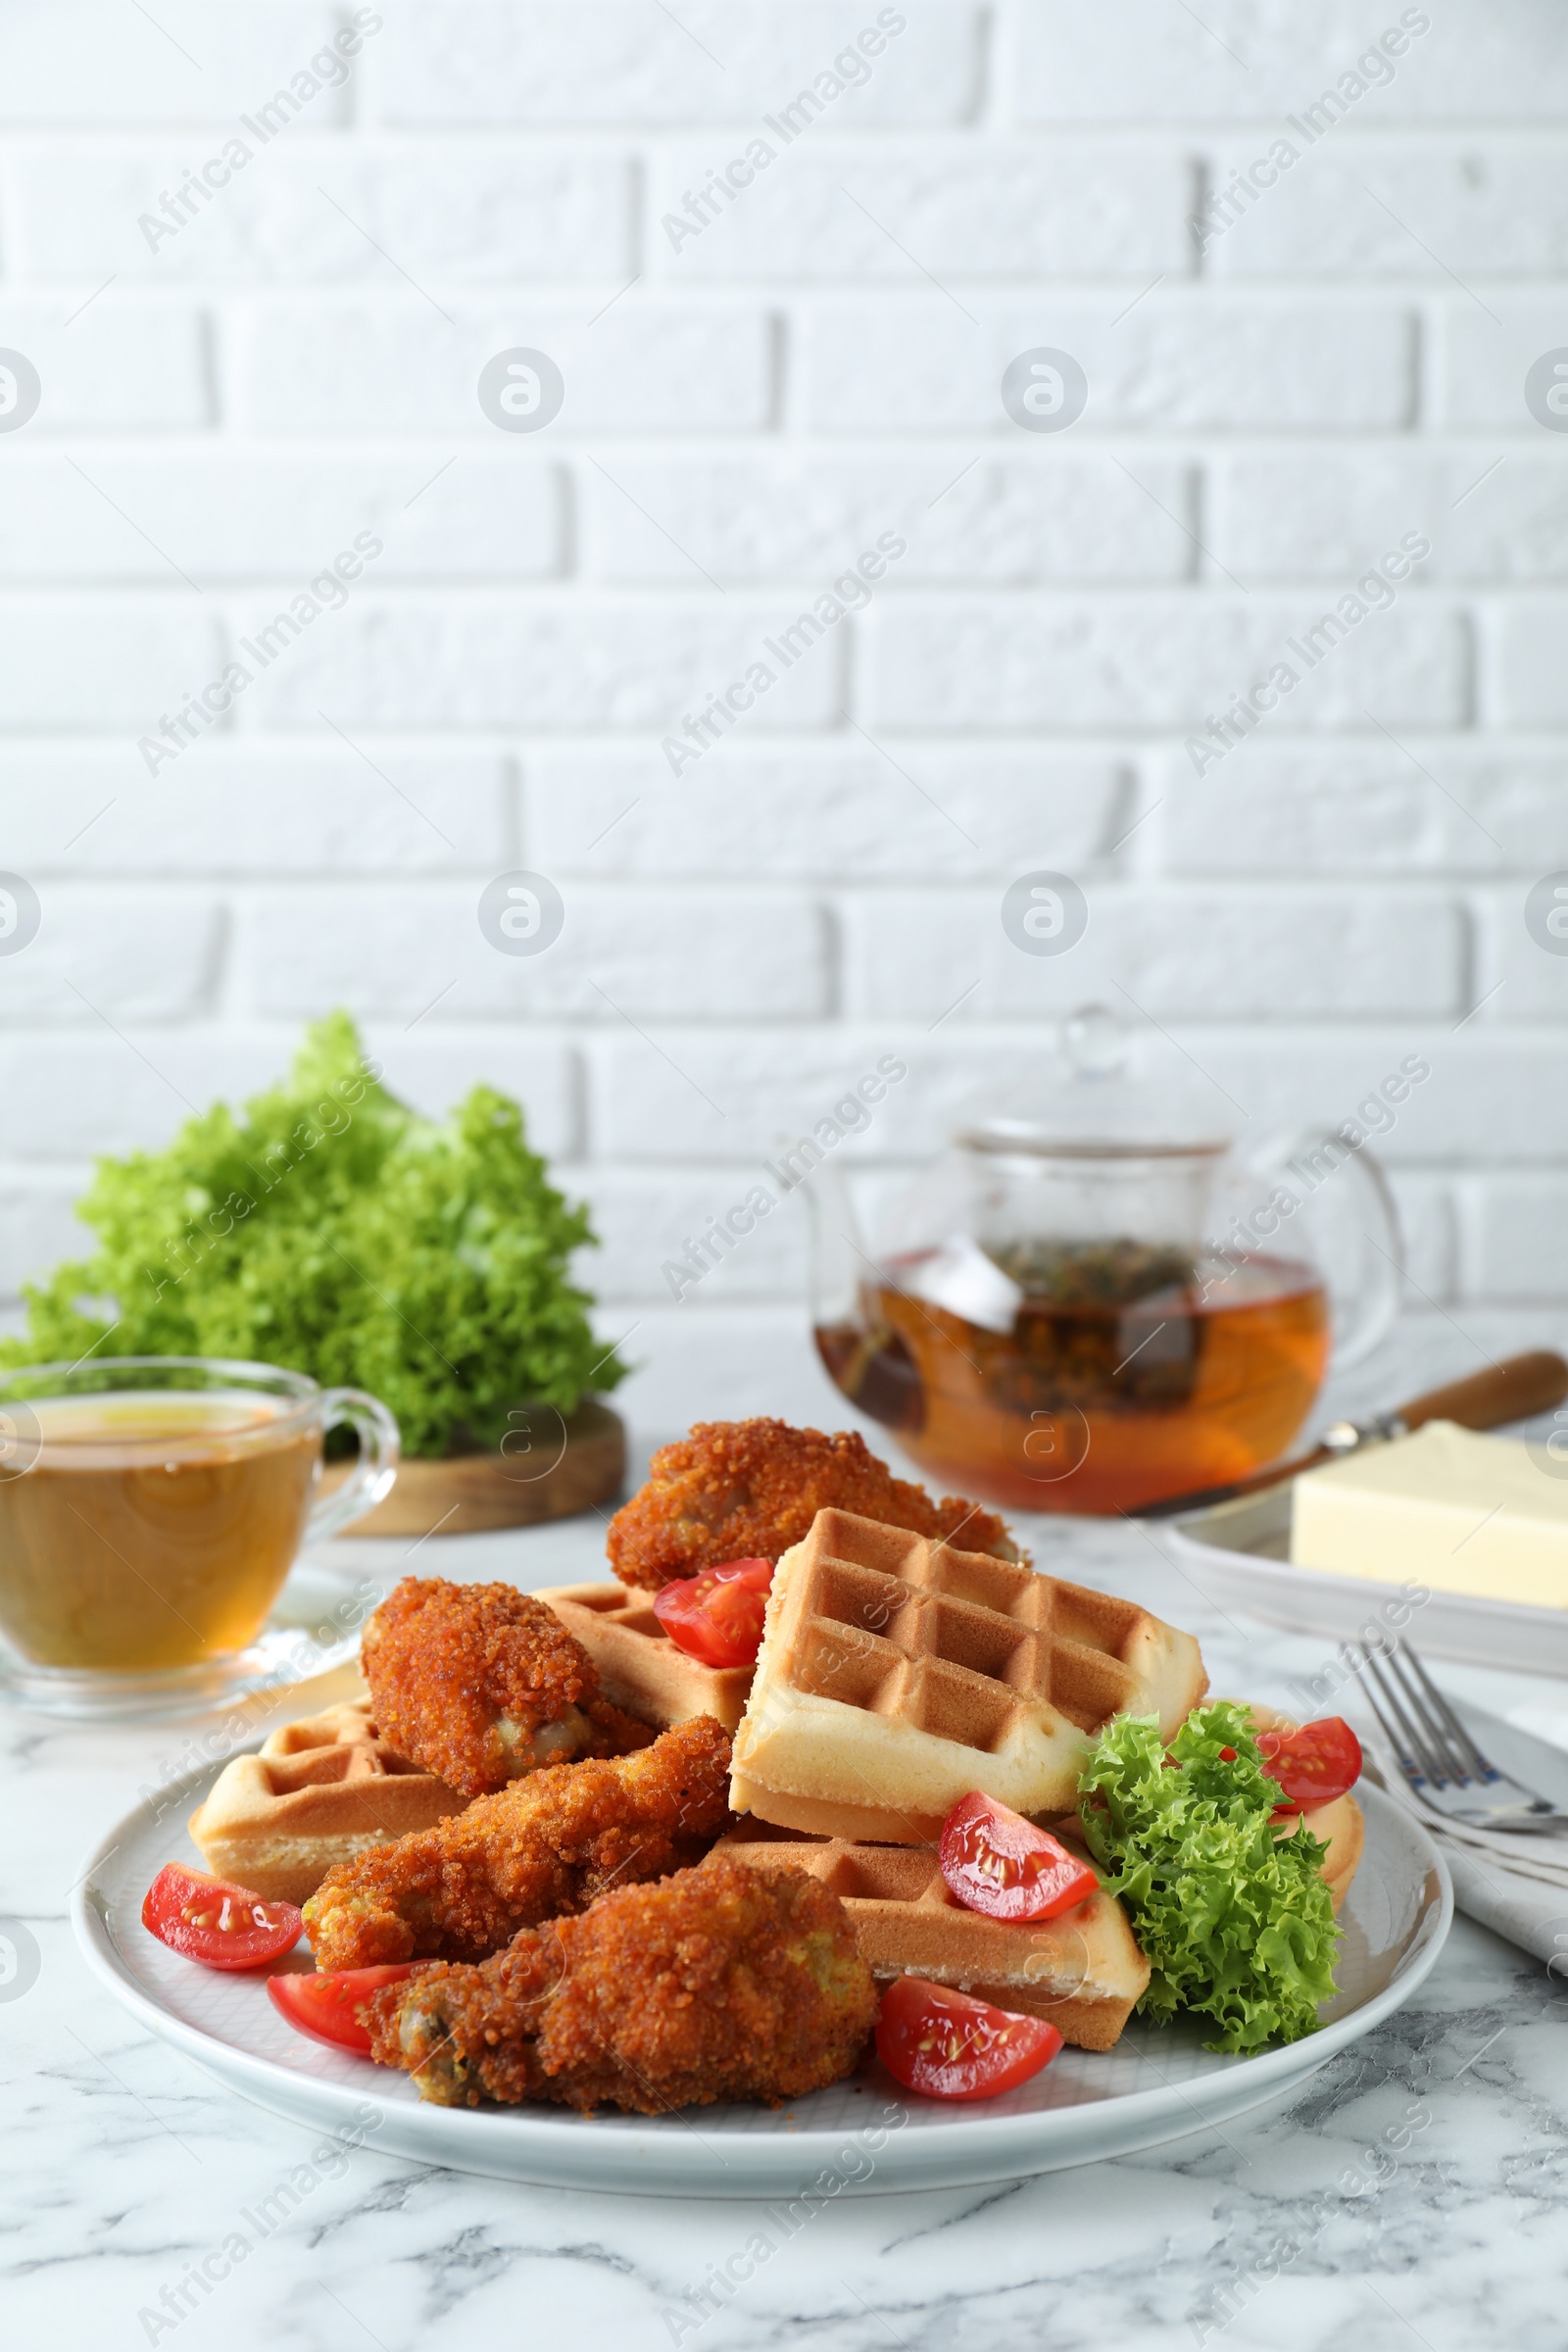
<box><xmin>653</xmin><ymin>1556</ymin><xmax>773</xmax><ymax>1668</ymax></box>
<box><xmin>876</xmin><ymin>1976</ymin><xmax>1063</xmax><ymax>2102</ymax></box>
<box><xmin>938</xmin><ymin>1791</ymin><xmax>1099</xmax><ymax>1923</ymax></box>
<box><xmin>1256</xmin><ymin>1716</ymin><xmax>1363</xmax><ymax>1812</ymax></box>
<box><xmin>141</xmin><ymin>1864</ymin><xmax>302</xmax><ymax>1972</ymax></box>
<box><xmin>268</xmin><ymin>1964</ymin><xmax>419</xmax><ymax>2054</ymax></box>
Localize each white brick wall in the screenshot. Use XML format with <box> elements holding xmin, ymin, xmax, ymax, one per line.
<box><xmin>0</xmin><ymin>0</ymin><xmax>1563</xmax><ymax>1450</ymax></box>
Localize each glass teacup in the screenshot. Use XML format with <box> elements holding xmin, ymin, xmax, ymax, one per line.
<box><xmin>0</xmin><ymin>1356</ymin><xmax>398</xmax><ymax>1717</ymax></box>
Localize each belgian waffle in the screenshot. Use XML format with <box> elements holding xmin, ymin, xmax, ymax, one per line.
<box><xmin>187</xmin><ymin>1701</ymin><xmax>469</xmax><ymax>1904</ymax></box>
<box><xmin>714</xmin><ymin>1826</ymin><xmax>1149</xmax><ymax>2052</ymax></box>
<box><xmin>731</xmin><ymin>1508</ymin><xmax>1207</xmax><ymax>1842</ymax></box>
<box><xmin>535</xmin><ymin>1582</ymin><xmax>754</xmax><ymax>1733</ymax></box>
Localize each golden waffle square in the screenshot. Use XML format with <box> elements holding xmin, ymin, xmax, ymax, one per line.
<box><xmin>731</xmin><ymin>1508</ymin><xmax>1207</xmax><ymax>1842</ymax></box>
<box><xmin>187</xmin><ymin>1701</ymin><xmax>469</xmax><ymax>1904</ymax></box>
<box><xmin>715</xmin><ymin>1827</ymin><xmax>1150</xmax><ymax>2052</ymax></box>
<box><xmin>535</xmin><ymin>1581</ymin><xmax>754</xmax><ymax>1733</ymax></box>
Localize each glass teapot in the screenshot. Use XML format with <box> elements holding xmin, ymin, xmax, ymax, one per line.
<box><xmin>808</xmin><ymin>1006</ymin><xmax>1405</xmax><ymax>1515</ymax></box>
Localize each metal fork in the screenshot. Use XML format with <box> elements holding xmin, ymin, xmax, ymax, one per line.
<box><xmin>1340</xmin><ymin>1638</ymin><xmax>1568</xmax><ymax>1835</ymax></box>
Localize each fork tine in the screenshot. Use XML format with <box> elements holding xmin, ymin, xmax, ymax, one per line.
<box><xmin>1353</xmin><ymin>1668</ymin><xmax>1422</xmax><ymax>1784</ymax></box>
<box><xmin>1341</xmin><ymin>1641</ymin><xmax>1440</xmax><ymax>1788</ymax></box>
<box><xmin>1397</xmin><ymin>1643</ymin><xmax>1496</xmax><ymax>1783</ymax></box>
<box><xmin>1382</xmin><ymin>1637</ymin><xmax>1486</xmax><ymax>1778</ymax></box>
<box><xmin>1377</xmin><ymin>1643</ymin><xmax>1477</xmax><ymax>1787</ymax></box>
<box><xmin>1359</xmin><ymin>1641</ymin><xmax>1455</xmax><ymax>1788</ymax></box>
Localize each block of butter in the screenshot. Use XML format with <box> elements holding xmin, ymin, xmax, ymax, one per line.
<box><xmin>1290</xmin><ymin>1419</ymin><xmax>1568</xmax><ymax>1609</ymax></box>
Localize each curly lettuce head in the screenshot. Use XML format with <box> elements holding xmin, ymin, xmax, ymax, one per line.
<box><xmin>0</xmin><ymin>1013</ymin><xmax>625</xmax><ymax>1456</ymax></box>
<box><xmin>1078</xmin><ymin>1698</ymin><xmax>1340</xmax><ymax>2053</ymax></box>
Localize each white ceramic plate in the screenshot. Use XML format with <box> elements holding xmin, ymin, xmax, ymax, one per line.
<box><xmin>72</xmin><ymin>1753</ymin><xmax>1451</xmax><ymax>2199</ymax></box>
<box><xmin>1167</xmin><ymin>1485</ymin><xmax>1568</xmax><ymax>1678</ymax></box>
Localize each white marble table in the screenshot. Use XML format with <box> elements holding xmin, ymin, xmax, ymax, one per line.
<box><xmin>7</xmin><ymin>1476</ymin><xmax>1568</xmax><ymax>2352</ymax></box>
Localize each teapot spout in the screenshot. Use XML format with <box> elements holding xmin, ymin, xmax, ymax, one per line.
<box><xmin>795</xmin><ymin>1152</ymin><xmax>864</xmax><ymax>1331</ymax></box>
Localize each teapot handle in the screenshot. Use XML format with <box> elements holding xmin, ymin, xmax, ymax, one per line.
<box><xmin>1229</xmin><ymin>1128</ymin><xmax>1405</xmax><ymax>1372</ymax></box>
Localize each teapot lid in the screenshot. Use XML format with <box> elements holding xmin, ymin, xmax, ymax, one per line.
<box><xmin>955</xmin><ymin>1004</ymin><xmax>1238</xmax><ymax>1159</ymax></box>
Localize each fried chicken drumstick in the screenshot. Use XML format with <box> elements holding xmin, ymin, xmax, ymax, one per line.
<box><xmin>361</xmin><ymin>1576</ymin><xmax>652</xmax><ymax>1797</ymax></box>
<box><xmin>365</xmin><ymin>1851</ymin><xmax>878</xmax><ymax>2113</ymax></box>
<box><xmin>606</xmin><ymin>1417</ymin><xmax>1022</xmax><ymax>1593</ymax></box>
<box><xmin>304</xmin><ymin>1715</ymin><xmax>733</xmax><ymax>1971</ymax></box>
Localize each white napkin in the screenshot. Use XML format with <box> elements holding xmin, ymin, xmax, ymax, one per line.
<box><xmin>1357</xmin><ymin>1722</ymin><xmax>1568</xmax><ymax>1972</ymax></box>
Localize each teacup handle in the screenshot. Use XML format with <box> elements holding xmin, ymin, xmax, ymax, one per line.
<box><xmin>305</xmin><ymin>1388</ymin><xmax>401</xmax><ymax>1541</ymax></box>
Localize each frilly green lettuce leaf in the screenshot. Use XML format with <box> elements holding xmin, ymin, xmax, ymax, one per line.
<box><xmin>0</xmin><ymin>1012</ymin><xmax>625</xmax><ymax>1456</ymax></box>
<box><xmin>1078</xmin><ymin>1699</ymin><xmax>1340</xmax><ymax>2053</ymax></box>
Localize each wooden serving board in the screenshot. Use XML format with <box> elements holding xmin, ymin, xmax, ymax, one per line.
<box><xmin>322</xmin><ymin>1400</ymin><xmax>626</xmax><ymax>1537</ymax></box>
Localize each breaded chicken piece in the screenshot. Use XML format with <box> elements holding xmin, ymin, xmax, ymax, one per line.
<box><xmin>304</xmin><ymin>1716</ymin><xmax>732</xmax><ymax>1971</ymax></box>
<box><xmin>365</xmin><ymin>1852</ymin><xmax>878</xmax><ymax>2113</ymax></box>
<box><xmin>362</xmin><ymin>1577</ymin><xmax>653</xmax><ymax>1797</ymax></box>
<box><xmin>607</xmin><ymin>1417</ymin><xmax>1023</xmax><ymax>1592</ymax></box>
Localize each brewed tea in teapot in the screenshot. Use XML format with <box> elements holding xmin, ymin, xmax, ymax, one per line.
<box><xmin>809</xmin><ymin>1008</ymin><xmax>1402</xmax><ymax>1514</ymax></box>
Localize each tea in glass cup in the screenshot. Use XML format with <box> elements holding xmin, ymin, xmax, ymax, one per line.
<box><xmin>0</xmin><ymin>1357</ymin><xmax>398</xmax><ymax>1715</ymax></box>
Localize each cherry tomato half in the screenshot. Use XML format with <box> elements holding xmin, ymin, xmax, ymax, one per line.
<box><xmin>876</xmin><ymin>1976</ymin><xmax>1063</xmax><ymax>2102</ymax></box>
<box><xmin>939</xmin><ymin>1791</ymin><xmax>1099</xmax><ymax>1923</ymax></box>
<box><xmin>653</xmin><ymin>1556</ymin><xmax>773</xmax><ymax>1669</ymax></box>
<box><xmin>1256</xmin><ymin>1716</ymin><xmax>1363</xmax><ymax>1812</ymax></box>
<box><xmin>268</xmin><ymin>1965</ymin><xmax>419</xmax><ymax>2054</ymax></box>
<box><xmin>142</xmin><ymin>1864</ymin><xmax>303</xmax><ymax>1972</ymax></box>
